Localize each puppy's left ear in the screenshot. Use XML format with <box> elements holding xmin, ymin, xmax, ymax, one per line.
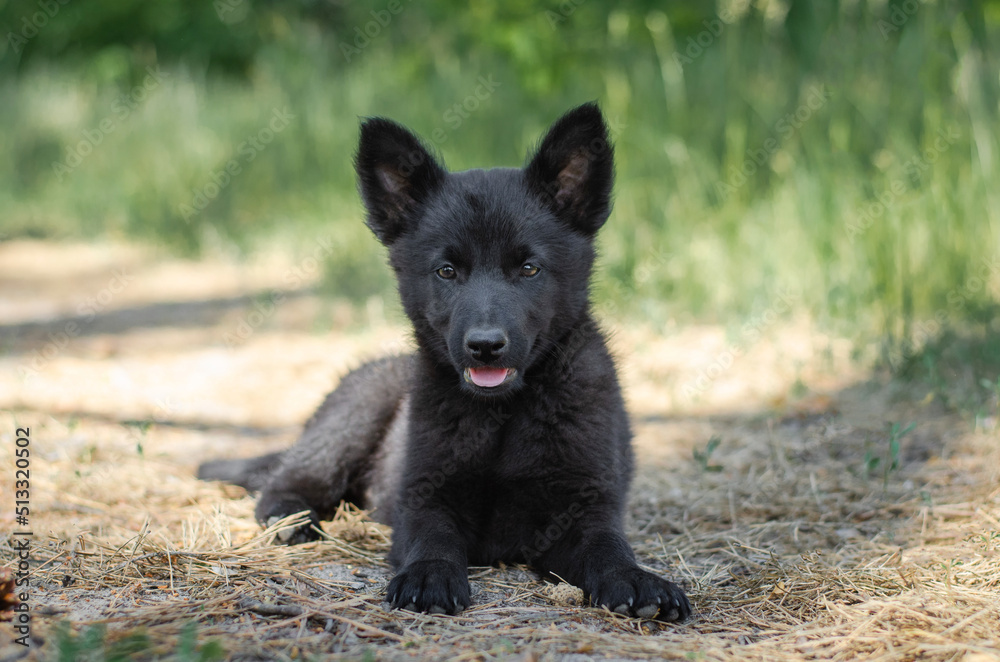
<box><xmin>525</xmin><ymin>102</ymin><xmax>614</xmax><ymax>236</ymax></box>
<box><xmin>355</xmin><ymin>117</ymin><xmax>446</xmax><ymax>245</ymax></box>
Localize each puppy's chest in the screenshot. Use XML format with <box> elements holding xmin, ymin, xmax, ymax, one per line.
<box><xmin>417</xmin><ymin>381</ymin><xmax>616</xmax><ymax>483</ymax></box>
<box><xmin>487</xmin><ymin>398</ymin><xmax>572</xmax><ymax>463</ymax></box>
<box><xmin>465</xmin><ymin>427</ymin><xmax>595</xmax><ymax>564</ymax></box>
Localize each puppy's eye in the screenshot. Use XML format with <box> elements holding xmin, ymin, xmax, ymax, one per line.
<box><xmin>436</xmin><ymin>265</ymin><xmax>456</xmax><ymax>280</ymax></box>
<box><xmin>521</xmin><ymin>263</ymin><xmax>540</xmax><ymax>278</ymax></box>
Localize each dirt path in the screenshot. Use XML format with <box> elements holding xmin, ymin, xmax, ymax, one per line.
<box><xmin>1</xmin><ymin>240</ymin><xmax>997</xmax><ymax>661</ymax></box>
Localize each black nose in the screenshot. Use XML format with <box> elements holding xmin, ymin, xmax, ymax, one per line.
<box><xmin>465</xmin><ymin>328</ymin><xmax>508</xmax><ymax>361</ymax></box>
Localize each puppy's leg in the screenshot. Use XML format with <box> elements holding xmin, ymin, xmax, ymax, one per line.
<box><xmin>384</xmin><ymin>503</ymin><xmax>471</xmax><ymax>615</ymax></box>
<box><xmin>256</xmin><ymin>356</ymin><xmax>412</xmax><ymax>544</ymax></box>
<box><xmin>539</xmin><ymin>516</ymin><xmax>691</xmax><ymax>622</ymax></box>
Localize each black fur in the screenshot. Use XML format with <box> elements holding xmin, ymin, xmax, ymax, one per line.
<box><xmin>198</xmin><ymin>103</ymin><xmax>691</xmax><ymax>621</ymax></box>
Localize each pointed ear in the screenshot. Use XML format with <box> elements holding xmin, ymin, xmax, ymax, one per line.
<box><xmin>355</xmin><ymin>118</ymin><xmax>446</xmax><ymax>245</ymax></box>
<box><xmin>525</xmin><ymin>103</ymin><xmax>614</xmax><ymax>236</ymax></box>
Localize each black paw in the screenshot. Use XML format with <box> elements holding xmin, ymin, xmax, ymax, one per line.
<box><xmin>586</xmin><ymin>567</ymin><xmax>691</xmax><ymax>622</ymax></box>
<box><xmin>255</xmin><ymin>494</ymin><xmax>322</xmax><ymax>545</ymax></box>
<box><xmin>386</xmin><ymin>560</ymin><xmax>470</xmax><ymax>615</ymax></box>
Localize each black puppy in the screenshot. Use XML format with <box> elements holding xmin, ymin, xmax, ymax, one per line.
<box><xmin>198</xmin><ymin>103</ymin><xmax>691</xmax><ymax>621</ymax></box>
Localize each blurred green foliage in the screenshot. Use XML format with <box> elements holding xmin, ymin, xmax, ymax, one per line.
<box><xmin>1</xmin><ymin>0</ymin><xmax>998</xmax><ymax>363</ymax></box>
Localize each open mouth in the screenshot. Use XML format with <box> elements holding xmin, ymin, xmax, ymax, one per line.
<box><xmin>463</xmin><ymin>367</ymin><xmax>516</xmax><ymax>389</ymax></box>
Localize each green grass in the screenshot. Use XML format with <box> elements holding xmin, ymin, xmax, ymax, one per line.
<box><xmin>53</xmin><ymin>621</ymin><xmax>224</xmax><ymax>662</ymax></box>
<box><xmin>693</xmin><ymin>435</ymin><xmax>724</xmax><ymax>473</ymax></box>
<box><xmin>1</xmin><ymin>2</ymin><xmax>998</xmax><ymax>364</ymax></box>
<box><xmin>895</xmin><ymin>321</ymin><xmax>1000</xmax><ymax>417</ymax></box>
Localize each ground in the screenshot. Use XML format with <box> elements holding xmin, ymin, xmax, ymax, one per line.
<box><xmin>0</xmin><ymin>240</ymin><xmax>998</xmax><ymax>661</ymax></box>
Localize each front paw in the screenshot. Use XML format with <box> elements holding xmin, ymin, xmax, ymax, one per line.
<box><xmin>587</xmin><ymin>567</ymin><xmax>691</xmax><ymax>622</ymax></box>
<box><xmin>386</xmin><ymin>560</ymin><xmax>470</xmax><ymax>615</ymax></box>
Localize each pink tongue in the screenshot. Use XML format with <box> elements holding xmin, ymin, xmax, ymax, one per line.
<box><xmin>468</xmin><ymin>367</ymin><xmax>509</xmax><ymax>388</ymax></box>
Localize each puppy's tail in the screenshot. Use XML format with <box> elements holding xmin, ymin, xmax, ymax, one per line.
<box><xmin>197</xmin><ymin>452</ymin><xmax>284</xmax><ymax>492</ymax></box>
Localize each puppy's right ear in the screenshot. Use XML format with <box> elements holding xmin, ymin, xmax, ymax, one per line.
<box><xmin>525</xmin><ymin>103</ymin><xmax>614</xmax><ymax>237</ymax></box>
<box><xmin>355</xmin><ymin>118</ymin><xmax>446</xmax><ymax>245</ymax></box>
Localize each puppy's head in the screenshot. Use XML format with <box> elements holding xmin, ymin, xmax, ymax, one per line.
<box><xmin>355</xmin><ymin>103</ymin><xmax>614</xmax><ymax>396</ymax></box>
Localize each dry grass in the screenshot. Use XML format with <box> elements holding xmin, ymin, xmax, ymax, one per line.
<box><xmin>1</xmin><ymin>241</ymin><xmax>999</xmax><ymax>661</ymax></box>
